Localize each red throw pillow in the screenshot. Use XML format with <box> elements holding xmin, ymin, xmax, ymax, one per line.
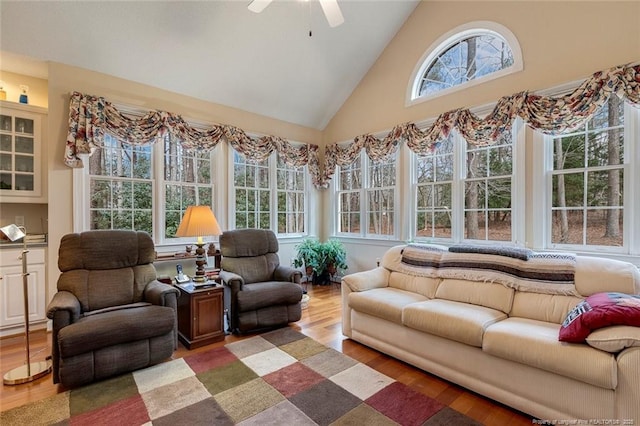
<box><xmin>559</xmin><ymin>292</ymin><xmax>640</xmax><ymax>343</ymax></box>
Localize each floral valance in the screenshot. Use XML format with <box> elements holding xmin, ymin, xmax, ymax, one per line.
<box><xmin>65</xmin><ymin>92</ymin><xmax>324</xmax><ymax>186</ymax></box>
<box><xmin>65</xmin><ymin>64</ymin><xmax>640</xmax><ymax>190</ymax></box>
<box><xmin>321</xmin><ymin>63</ymin><xmax>640</xmax><ymax>185</ymax></box>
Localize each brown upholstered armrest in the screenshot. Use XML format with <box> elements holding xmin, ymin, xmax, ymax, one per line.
<box><xmin>46</xmin><ymin>291</ymin><xmax>81</xmax><ymax>324</ymax></box>
<box><xmin>220</xmin><ymin>270</ymin><xmax>244</xmax><ymax>291</ymax></box>
<box><xmin>144</xmin><ymin>280</ymin><xmax>180</xmax><ymax>307</ymax></box>
<box><xmin>274</xmin><ymin>265</ymin><xmax>302</xmax><ymax>283</ymax></box>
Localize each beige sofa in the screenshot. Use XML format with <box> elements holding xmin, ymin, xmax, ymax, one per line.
<box><xmin>342</xmin><ymin>244</ymin><xmax>640</xmax><ymax>422</ymax></box>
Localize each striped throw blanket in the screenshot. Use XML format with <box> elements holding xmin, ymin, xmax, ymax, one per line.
<box><xmin>398</xmin><ymin>244</ymin><xmax>578</xmax><ymax>296</ymax></box>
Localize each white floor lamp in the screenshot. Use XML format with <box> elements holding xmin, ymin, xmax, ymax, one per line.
<box><xmin>0</xmin><ymin>223</ymin><xmax>51</xmax><ymax>385</ymax></box>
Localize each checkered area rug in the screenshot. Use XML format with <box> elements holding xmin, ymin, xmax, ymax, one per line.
<box><xmin>1</xmin><ymin>328</ymin><xmax>481</xmax><ymax>425</ymax></box>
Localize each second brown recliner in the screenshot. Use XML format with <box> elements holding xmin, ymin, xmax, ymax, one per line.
<box><xmin>219</xmin><ymin>229</ymin><xmax>303</xmax><ymax>334</ymax></box>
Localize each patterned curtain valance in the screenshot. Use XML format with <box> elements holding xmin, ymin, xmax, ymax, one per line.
<box><xmin>320</xmin><ymin>63</ymin><xmax>640</xmax><ymax>187</ymax></box>
<box><xmin>65</xmin><ymin>91</ymin><xmax>324</xmax><ymax>186</ymax></box>
<box><xmin>65</xmin><ymin>64</ymin><xmax>639</xmax><ymax>189</ymax></box>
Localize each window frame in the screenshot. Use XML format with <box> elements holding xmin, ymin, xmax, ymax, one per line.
<box><xmin>333</xmin><ymin>149</ymin><xmax>399</xmax><ymax>240</ymax></box>
<box><xmin>228</xmin><ymin>146</ymin><xmax>310</xmax><ymax>238</ymax></box>
<box><xmin>406</xmin><ymin>21</ymin><xmax>523</xmax><ymax>106</ymax></box>
<box><xmin>532</xmin><ymin>95</ymin><xmax>640</xmax><ymax>257</ymax></box>
<box><xmin>409</xmin><ymin>109</ymin><xmax>525</xmax><ymax>245</ymax></box>
<box><xmin>73</xmin><ymin>109</ymin><xmax>221</xmax><ymax>248</ymax></box>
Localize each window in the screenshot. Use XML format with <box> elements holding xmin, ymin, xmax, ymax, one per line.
<box><xmin>164</xmin><ymin>134</ymin><xmax>214</xmax><ymax>238</ymax></box>
<box><xmin>81</xmin><ymin>132</ymin><xmax>217</xmax><ymax>244</ymax></box>
<box><xmin>276</xmin><ymin>155</ymin><xmax>306</xmax><ymax>234</ymax></box>
<box><xmin>233</xmin><ymin>150</ymin><xmax>270</xmax><ymax>230</ymax></box>
<box><xmin>547</xmin><ymin>96</ymin><xmax>627</xmax><ymax>248</ymax></box>
<box><xmin>336</xmin><ymin>151</ymin><xmax>397</xmax><ymax>238</ymax></box>
<box><xmin>408</xmin><ymin>22</ymin><xmax>522</xmax><ymax>104</ymax></box>
<box><xmin>231</xmin><ymin>148</ymin><xmax>308</xmax><ymax>235</ymax></box>
<box><xmin>464</xmin><ymin>132</ymin><xmax>513</xmax><ymax>241</ymax></box>
<box><xmin>412</xmin><ymin>123</ymin><xmax>518</xmax><ymax>243</ymax></box>
<box><xmin>337</xmin><ymin>158</ymin><xmax>361</xmax><ymax>234</ymax></box>
<box><xmin>89</xmin><ymin>134</ymin><xmax>154</xmax><ymax>234</ymax></box>
<box><xmin>415</xmin><ymin>134</ymin><xmax>454</xmax><ymax>239</ymax></box>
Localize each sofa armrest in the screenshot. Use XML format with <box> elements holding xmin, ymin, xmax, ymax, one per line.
<box><xmin>46</xmin><ymin>291</ymin><xmax>81</xmax><ymax>323</ymax></box>
<box><xmin>342</xmin><ymin>267</ymin><xmax>390</xmax><ymax>292</ymax></box>
<box><xmin>220</xmin><ymin>270</ymin><xmax>244</xmax><ymax>290</ymax></box>
<box><xmin>274</xmin><ymin>265</ymin><xmax>302</xmax><ymax>283</ymax></box>
<box><xmin>144</xmin><ymin>280</ymin><xmax>179</xmax><ymax>307</ymax></box>
<box><xmin>46</xmin><ymin>291</ymin><xmax>81</xmax><ymax>383</ymax></box>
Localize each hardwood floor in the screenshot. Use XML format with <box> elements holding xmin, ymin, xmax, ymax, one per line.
<box><xmin>0</xmin><ymin>284</ymin><xmax>533</xmax><ymax>425</ymax></box>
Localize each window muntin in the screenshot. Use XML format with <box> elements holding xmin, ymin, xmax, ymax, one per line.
<box><xmin>88</xmin><ymin>134</ymin><xmax>153</xmax><ymax>234</ymax></box>
<box><xmin>464</xmin><ymin>132</ymin><xmax>513</xmax><ymax>241</ymax></box>
<box><xmin>416</xmin><ymin>135</ymin><xmax>454</xmax><ymax>239</ymax></box>
<box><xmin>549</xmin><ymin>96</ymin><xmax>625</xmax><ymax>248</ymax></box>
<box><xmin>232</xmin><ymin>148</ymin><xmax>308</xmax><ymax>235</ymax></box>
<box><xmin>336</xmin><ymin>151</ymin><xmax>397</xmax><ymax>238</ymax></box>
<box><xmin>418</xmin><ymin>32</ymin><xmax>514</xmax><ymax>98</ymax></box>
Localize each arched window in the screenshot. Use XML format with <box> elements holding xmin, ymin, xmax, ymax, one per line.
<box><xmin>408</xmin><ymin>22</ymin><xmax>523</xmax><ymax>104</ymax></box>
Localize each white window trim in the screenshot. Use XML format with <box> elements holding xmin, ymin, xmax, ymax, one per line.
<box><xmin>406</xmin><ymin>20</ymin><xmax>524</xmax><ymax>107</ymax></box>
<box><xmin>72</xmin><ymin>107</ymin><xmax>223</xmax><ymax>249</ymax></box>
<box><xmin>332</xmin><ymin>149</ymin><xmax>400</xmax><ymax>240</ymax></box>
<box><xmin>409</xmin><ymin>105</ymin><xmax>525</xmax><ymax>246</ymax></box>
<box><xmin>531</xmin><ymin>94</ymin><xmax>640</xmax><ymax>261</ymax></box>
<box><xmin>227</xmin><ymin>145</ymin><xmax>310</xmax><ymax>238</ymax></box>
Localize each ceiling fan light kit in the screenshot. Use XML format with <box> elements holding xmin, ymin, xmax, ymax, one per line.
<box><xmin>248</xmin><ymin>0</ymin><xmax>344</xmax><ymax>28</ymax></box>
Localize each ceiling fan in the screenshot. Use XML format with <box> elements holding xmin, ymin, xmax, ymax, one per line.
<box><xmin>248</xmin><ymin>0</ymin><xmax>345</xmax><ymax>28</ymax></box>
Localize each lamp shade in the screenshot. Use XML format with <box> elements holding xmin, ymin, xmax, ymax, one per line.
<box><xmin>175</xmin><ymin>206</ymin><xmax>222</xmax><ymax>238</ymax></box>
<box><xmin>0</xmin><ymin>224</ymin><xmax>26</xmax><ymax>242</ymax></box>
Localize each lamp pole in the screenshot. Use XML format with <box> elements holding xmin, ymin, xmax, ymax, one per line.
<box><xmin>1</xmin><ymin>224</ymin><xmax>51</xmax><ymax>385</ymax></box>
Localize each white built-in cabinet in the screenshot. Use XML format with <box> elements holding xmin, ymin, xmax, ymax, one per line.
<box><xmin>0</xmin><ymin>100</ymin><xmax>47</xmax><ymax>203</ymax></box>
<box><xmin>0</xmin><ymin>247</ymin><xmax>47</xmax><ymax>336</ymax></box>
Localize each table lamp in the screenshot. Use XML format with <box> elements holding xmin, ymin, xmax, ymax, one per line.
<box><xmin>0</xmin><ymin>223</ymin><xmax>52</xmax><ymax>385</ymax></box>
<box><xmin>175</xmin><ymin>206</ymin><xmax>222</xmax><ymax>282</ymax></box>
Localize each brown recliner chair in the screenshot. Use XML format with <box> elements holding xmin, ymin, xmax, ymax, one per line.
<box><xmin>220</xmin><ymin>229</ymin><xmax>303</xmax><ymax>334</ymax></box>
<box><xmin>46</xmin><ymin>230</ymin><xmax>179</xmax><ymax>388</ymax></box>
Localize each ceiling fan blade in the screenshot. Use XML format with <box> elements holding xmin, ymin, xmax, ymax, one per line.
<box><xmin>319</xmin><ymin>0</ymin><xmax>344</xmax><ymax>27</ymax></box>
<box><xmin>248</xmin><ymin>0</ymin><xmax>273</xmax><ymax>13</ymax></box>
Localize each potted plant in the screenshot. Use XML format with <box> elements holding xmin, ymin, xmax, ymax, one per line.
<box><xmin>292</xmin><ymin>238</ymin><xmax>322</xmax><ymax>281</ymax></box>
<box><xmin>320</xmin><ymin>239</ymin><xmax>348</xmax><ymax>279</ymax></box>
<box><xmin>293</xmin><ymin>238</ymin><xmax>348</xmax><ymax>285</ymax></box>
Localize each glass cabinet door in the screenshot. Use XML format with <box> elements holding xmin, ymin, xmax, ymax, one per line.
<box><xmin>0</xmin><ymin>106</ymin><xmax>39</xmax><ymax>196</ymax></box>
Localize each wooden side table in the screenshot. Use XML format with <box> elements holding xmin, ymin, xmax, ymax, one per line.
<box><xmin>175</xmin><ymin>281</ymin><xmax>225</xmax><ymax>349</ymax></box>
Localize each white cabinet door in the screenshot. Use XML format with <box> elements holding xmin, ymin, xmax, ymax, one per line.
<box><xmin>0</xmin><ymin>249</ymin><xmax>46</xmax><ymax>328</ymax></box>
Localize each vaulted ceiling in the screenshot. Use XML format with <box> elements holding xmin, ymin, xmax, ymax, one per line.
<box><xmin>0</xmin><ymin>0</ymin><xmax>420</xmax><ymax>130</ymax></box>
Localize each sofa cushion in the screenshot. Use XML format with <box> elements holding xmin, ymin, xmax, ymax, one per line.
<box><xmin>389</xmin><ymin>271</ymin><xmax>440</xmax><ymax>298</ymax></box>
<box><xmin>559</xmin><ymin>292</ymin><xmax>640</xmax><ymax>343</ymax></box>
<box><xmin>348</xmin><ymin>288</ymin><xmax>428</xmax><ymax>324</ymax></box>
<box><xmin>483</xmin><ymin>317</ymin><xmax>617</xmax><ymax>390</ymax></box>
<box><xmin>574</xmin><ymin>256</ymin><xmax>640</xmax><ymax>296</ymax></box>
<box><xmin>403</xmin><ymin>299</ymin><xmax>507</xmax><ymax>347</ymax></box>
<box><xmin>58</xmin><ymin>305</ymin><xmax>175</xmax><ymax>358</ymax></box>
<box><xmin>510</xmin><ymin>292</ymin><xmax>581</xmax><ymax>324</ymax></box>
<box><xmin>435</xmin><ymin>279</ymin><xmax>514</xmax><ymax>313</ymax></box>
<box><xmin>585</xmin><ymin>325</ymin><xmax>640</xmax><ymax>353</ymax></box>
<box><xmin>236</xmin><ymin>281</ymin><xmax>302</xmax><ymax>312</ymax></box>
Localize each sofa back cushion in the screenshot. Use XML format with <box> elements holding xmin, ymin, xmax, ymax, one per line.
<box><xmin>435</xmin><ymin>279</ymin><xmax>514</xmax><ymax>313</ymax></box>
<box><xmin>56</xmin><ymin>230</ymin><xmax>157</xmax><ymax>312</ymax></box>
<box><xmin>510</xmin><ymin>292</ymin><xmax>582</xmax><ymax>324</ymax></box>
<box><xmin>574</xmin><ymin>256</ymin><xmax>640</xmax><ymax>296</ymax></box>
<box><xmin>388</xmin><ymin>271</ymin><xmax>439</xmax><ymax>298</ymax></box>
